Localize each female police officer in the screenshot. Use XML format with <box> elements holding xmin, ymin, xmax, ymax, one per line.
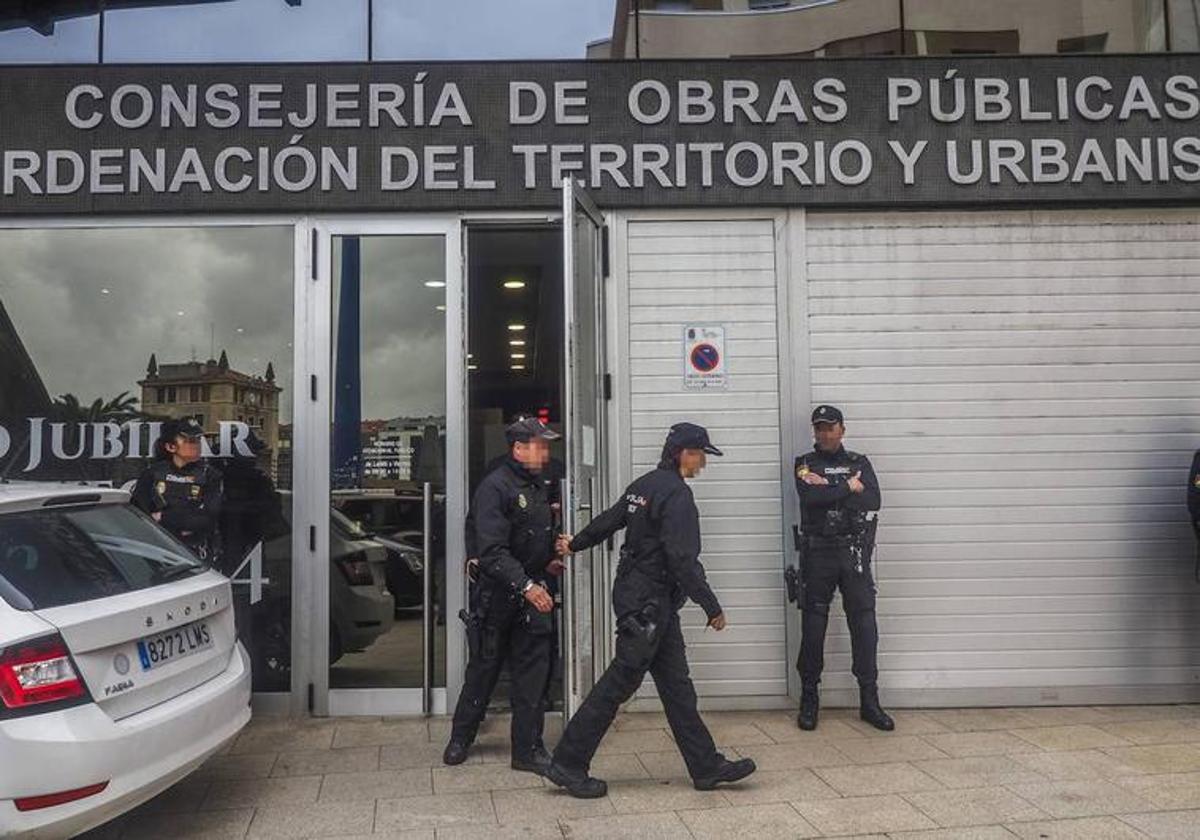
<box><xmin>545</xmin><ymin>422</ymin><xmax>756</xmax><ymax>799</ymax></box>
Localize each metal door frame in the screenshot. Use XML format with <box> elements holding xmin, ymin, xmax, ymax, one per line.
<box><xmin>305</xmin><ymin>215</ymin><xmax>465</xmax><ymax>717</ymax></box>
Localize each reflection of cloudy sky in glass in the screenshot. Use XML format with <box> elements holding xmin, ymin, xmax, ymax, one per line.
<box><xmin>334</xmin><ymin>236</ymin><xmax>446</xmax><ymax>421</ymax></box>
<box><xmin>0</xmin><ymin>226</ymin><xmax>295</xmax><ymax>421</ymax></box>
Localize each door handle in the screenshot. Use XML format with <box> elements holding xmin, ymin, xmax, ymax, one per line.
<box><xmin>421</xmin><ymin>482</ymin><xmax>433</xmax><ymax>716</ymax></box>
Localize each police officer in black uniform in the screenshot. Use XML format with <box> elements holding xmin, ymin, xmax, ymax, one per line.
<box><xmin>794</xmin><ymin>405</ymin><xmax>893</xmax><ymax>732</ymax></box>
<box><xmin>132</xmin><ymin>417</ymin><xmax>223</xmax><ymax>565</ymax></box>
<box><xmin>443</xmin><ymin>417</ymin><xmax>561</xmax><ymax>773</ymax></box>
<box><xmin>545</xmin><ymin>422</ymin><xmax>757</xmax><ymax>799</ymax></box>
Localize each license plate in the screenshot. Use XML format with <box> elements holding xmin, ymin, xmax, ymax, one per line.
<box><xmin>136</xmin><ymin>621</ymin><xmax>213</xmax><ymax>671</ymax></box>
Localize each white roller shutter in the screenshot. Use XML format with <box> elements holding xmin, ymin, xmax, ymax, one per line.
<box><xmin>805</xmin><ymin>208</ymin><xmax>1200</xmax><ymax>705</ymax></box>
<box><xmin>622</xmin><ymin>217</ymin><xmax>789</xmax><ymax>703</ymax></box>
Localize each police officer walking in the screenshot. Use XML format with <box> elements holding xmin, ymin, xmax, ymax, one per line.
<box><xmin>444</xmin><ymin>417</ymin><xmax>562</xmax><ymax>773</ymax></box>
<box><xmin>793</xmin><ymin>405</ymin><xmax>893</xmax><ymax>732</ymax></box>
<box><xmin>132</xmin><ymin>417</ymin><xmax>223</xmax><ymax>565</ymax></box>
<box><xmin>545</xmin><ymin>422</ymin><xmax>756</xmax><ymax>799</ymax></box>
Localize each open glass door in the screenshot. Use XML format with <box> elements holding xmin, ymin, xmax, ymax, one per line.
<box><xmin>561</xmin><ymin>179</ymin><xmax>609</xmax><ymax>718</ymax></box>
<box><xmin>310</xmin><ymin>218</ymin><xmax>465</xmax><ymax>716</ymax></box>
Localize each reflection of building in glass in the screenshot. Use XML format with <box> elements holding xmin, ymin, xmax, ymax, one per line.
<box><xmin>0</xmin><ymin>299</ymin><xmax>51</xmax><ymax>420</ymax></box>
<box><xmin>593</xmin><ymin>0</ymin><xmax>1172</xmax><ymax>59</ymax></box>
<box><xmin>359</xmin><ymin>417</ymin><xmax>446</xmax><ymax>489</ymax></box>
<box><xmin>139</xmin><ymin>350</ymin><xmax>283</xmax><ymax>473</ymax></box>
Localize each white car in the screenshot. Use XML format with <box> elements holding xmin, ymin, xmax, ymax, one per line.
<box><xmin>0</xmin><ymin>483</ymin><xmax>251</xmax><ymax>838</ymax></box>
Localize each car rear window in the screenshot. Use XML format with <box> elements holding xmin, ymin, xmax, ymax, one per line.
<box><xmin>0</xmin><ymin>503</ymin><xmax>206</xmax><ymax>610</ymax></box>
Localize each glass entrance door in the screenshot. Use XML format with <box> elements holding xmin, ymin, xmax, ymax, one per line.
<box><xmin>311</xmin><ymin>219</ymin><xmax>465</xmax><ymax>716</ymax></box>
<box><xmin>561</xmin><ymin>180</ymin><xmax>610</xmax><ymax>718</ymax></box>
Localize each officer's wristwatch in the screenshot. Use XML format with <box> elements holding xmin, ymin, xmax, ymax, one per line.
<box><xmin>521</xmin><ymin>579</ymin><xmax>536</xmax><ymax>594</ymax></box>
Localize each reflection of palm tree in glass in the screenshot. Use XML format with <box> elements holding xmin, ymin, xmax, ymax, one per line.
<box><xmin>52</xmin><ymin>391</ymin><xmax>141</xmax><ymax>424</ymax></box>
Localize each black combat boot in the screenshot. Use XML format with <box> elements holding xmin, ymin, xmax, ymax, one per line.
<box><xmin>693</xmin><ymin>757</ymin><xmax>757</xmax><ymax>791</ymax></box>
<box><xmin>859</xmin><ymin>685</ymin><xmax>895</xmax><ymax>732</ymax></box>
<box><xmin>511</xmin><ymin>744</ymin><xmax>552</xmax><ymax>775</ymax></box>
<box><xmin>442</xmin><ymin>739</ymin><xmax>470</xmax><ymax>765</ymax></box>
<box><xmin>797</xmin><ymin>687</ymin><xmax>820</xmax><ymax>731</ymax></box>
<box><xmin>546</xmin><ymin>761</ymin><xmax>608</xmax><ymax>799</ymax></box>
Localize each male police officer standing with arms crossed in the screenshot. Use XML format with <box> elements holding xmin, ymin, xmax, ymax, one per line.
<box><xmin>793</xmin><ymin>405</ymin><xmax>894</xmax><ymax>732</ymax></box>
<box><xmin>545</xmin><ymin>422</ymin><xmax>756</xmax><ymax>799</ymax></box>
<box><xmin>444</xmin><ymin>417</ymin><xmax>561</xmax><ymax>773</ymax></box>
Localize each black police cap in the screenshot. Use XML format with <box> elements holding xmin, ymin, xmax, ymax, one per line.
<box><xmin>811</xmin><ymin>405</ymin><xmax>844</xmax><ymax>425</ymax></box>
<box><xmin>664</xmin><ymin>422</ymin><xmax>723</xmax><ymax>456</ymax></box>
<box><xmin>161</xmin><ymin>417</ymin><xmax>205</xmax><ymax>440</ymax></box>
<box><xmin>505</xmin><ymin>417</ymin><xmax>561</xmax><ymax>445</ymax></box>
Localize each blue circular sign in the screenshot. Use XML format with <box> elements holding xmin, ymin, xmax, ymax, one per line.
<box><xmin>690</xmin><ymin>343</ymin><xmax>720</xmax><ymax>373</ymax></box>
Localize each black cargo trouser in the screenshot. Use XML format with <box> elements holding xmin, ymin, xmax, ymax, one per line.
<box><xmin>797</xmin><ymin>539</ymin><xmax>878</xmax><ymax>690</ymax></box>
<box><xmin>450</xmin><ymin>589</ymin><xmax>553</xmax><ymax>759</ymax></box>
<box><xmin>553</xmin><ymin>603</ymin><xmax>722</xmax><ymax>781</ymax></box>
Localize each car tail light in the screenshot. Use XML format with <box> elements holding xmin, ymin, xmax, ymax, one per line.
<box><xmin>15</xmin><ymin>782</ymin><xmax>108</xmax><ymax>812</ymax></box>
<box><xmin>336</xmin><ymin>552</ymin><xmax>374</xmax><ymax>586</ymax></box>
<box><xmin>0</xmin><ymin>634</ymin><xmax>86</xmax><ymax>711</ymax></box>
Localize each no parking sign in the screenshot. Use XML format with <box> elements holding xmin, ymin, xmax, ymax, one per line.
<box><xmin>684</xmin><ymin>325</ymin><xmax>726</xmax><ymax>390</ymax></box>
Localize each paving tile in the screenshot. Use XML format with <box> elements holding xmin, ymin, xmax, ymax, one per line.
<box><xmin>309</xmin><ymin>834</ymin><xmax>433</xmax><ymax>840</ymax></box>
<box><xmin>729</xmin><ymin>741</ymin><xmax>853</xmax><ymax>770</ymax></box>
<box><xmin>1012</xmin><ymin>749</ymin><xmax>1148</xmax><ymax>781</ymax></box>
<box><xmin>332</xmin><ymin>719</ymin><xmax>430</xmax><ymax>749</ymax></box>
<box><xmin>753</xmin><ymin>717</ymin><xmax>866</xmax><ymax>743</ymax></box>
<box><xmin>432</xmin><ymin>764</ymin><xmax>545</xmax><ymax>793</ymax></box>
<box><xmin>1118</xmin><ymin>809</ymin><xmax>1200</xmax><ymax>839</ymax></box>
<box><xmin>1006</xmin><ymin>816</ymin><xmax>1151</xmax><ymax>839</ymax></box>
<box><xmin>928</xmin><ymin>709</ymin><xmax>1033</xmax><ymax>733</ymax></box>
<box><xmin>246</xmin><ymin>802</ymin><xmax>377</xmax><ymax>838</ymax></box>
<box><xmin>1102</xmin><ymin>744</ymin><xmax>1200</xmax><ymax>774</ymax></box>
<box><xmin>890</xmin><ymin>828</ymin><xmax>1018</xmax><ymax>840</ymax></box>
<box><xmin>915</xmin><ymin>755</ymin><xmax>1048</xmax><ymax>789</ymax></box>
<box><xmin>1091</xmin><ymin>706</ymin><xmax>1198</xmax><ymax>723</ymax></box>
<box><xmin>559</xmin><ymin>810</ymin><xmax>691</xmax><ymax>840</ymax></box>
<box><xmin>832</xmin><ymin>735</ymin><xmax>950</xmax><ymax>765</ymax></box>
<box><xmin>716</xmin><ymin>768</ymin><xmax>841</xmax><ymax>806</ymax></box>
<box><xmin>1009</xmin><ymin>707</ymin><xmax>1114</xmax><ymax>728</ymax></box>
<box><xmin>606</xmin><ymin>777</ymin><xmax>725</xmax><ymax>814</ymax></box>
<box><xmin>1011</xmin><ymin>725</ymin><xmax>1132</xmax><ymax>751</ymax></box>
<box><xmin>587</xmin><ymin>753</ymin><xmax>651</xmax><ymax>782</ymax></box>
<box><xmin>679</xmin><ymin>802</ymin><xmax>821</xmax><ymax>839</ymax></box>
<box><xmin>201</xmin><ymin>775</ymin><xmax>322</xmax><ymax>810</ymax></box>
<box><xmin>1114</xmin><ymin>772</ymin><xmax>1200</xmax><ymax>809</ymax></box>
<box><xmin>272</xmin><ymin>746</ymin><xmax>380</xmax><ymax>777</ymax></box>
<box><xmin>815</xmin><ymin>761</ymin><xmax>945</xmax><ymax>796</ymax></box>
<box><xmin>593</xmin><ymin>728</ymin><xmax>677</xmax><ymax>755</ymax></box>
<box><xmin>924</xmin><ymin>731</ymin><xmax>1044</xmax><ymax>758</ymax></box>
<box><xmin>794</xmin><ymin>793</ymin><xmax>937</xmax><ymax>835</ymax></box>
<box><xmin>435</xmin><ymin>824</ymin><xmax>563</xmax><ymax>840</ymax></box>
<box><xmin>1098</xmin><ymin>719</ymin><xmax>1200</xmax><ymax>746</ymax></box>
<box><xmin>704</xmin><ymin>723</ymin><xmax>776</xmax><ymax>747</ymax></box>
<box><xmin>611</xmin><ymin>711</ymin><xmax>670</xmax><ymax>731</ymax></box>
<box><xmin>232</xmin><ymin>725</ymin><xmax>335</xmax><ymax>755</ymax></box>
<box><xmin>318</xmin><ymin>768</ymin><xmax>434</xmax><ymax>801</ymax></box>
<box><xmin>120</xmin><ymin>808</ymin><xmax>256</xmax><ymax>840</ymax></box>
<box><xmin>635</xmin><ymin>749</ymin><xmax>690</xmax><ymax>779</ymax></box>
<box><xmin>490</xmin><ymin>787</ymin><xmax>614</xmax><ymax>825</ymax></box>
<box><xmin>904</xmin><ymin>787</ymin><xmax>1048</xmax><ymax>827</ymax></box>
<box><xmin>382</xmin><ymin>741</ymin><xmax>482</xmax><ymax>769</ymax></box>
<box><xmin>375</xmin><ymin>792</ymin><xmax>497</xmax><ymax>832</ymax></box>
<box><xmin>193</xmin><ymin>752</ymin><xmax>279</xmax><ymax>781</ymax></box>
<box><xmin>842</xmin><ymin>710</ymin><xmax>951</xmax><ymax>738</ymax></box>
<box><xmin>1007</xmin><ymin>779</ymin><xmax>1158</xmax><ymax>819</ymax></box>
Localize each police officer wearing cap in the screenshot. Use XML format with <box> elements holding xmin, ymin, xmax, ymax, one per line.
<box><xmin>545</xmin><ymin>422</ymin><xmax>757</xmax><ymax>799</ymax></box>
<box><xmin>794</xmin><ymin>405</ymin><xmax>893</xmax><ymax>732</ymax></box>
<box><xmin>443</xmin><ymin>417</ymin><xmax>562</xmax><ymax>772</ymax></box>
<box><xmin>132</xmin><ymin>417</ymin><xmax>223</xmax><ymax>564</ymax></box>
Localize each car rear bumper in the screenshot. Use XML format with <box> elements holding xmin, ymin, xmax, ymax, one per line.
<box><xmin>0</xmin><ymin>643</ymin><xmax>251</xmax><ymax>838</ymax></box>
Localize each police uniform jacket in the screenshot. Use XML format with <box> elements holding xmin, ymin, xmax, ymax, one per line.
<box><xmin>465</xmin><ymin>455</ymin><xmax>564</xmax><ymax>559</ymax></box>
<box><xmin>795</xmin><ymin>446</ymin><xmax>881</xmax><ymax>538</ymax></box>
<box><xmin>568</xmin><ymin>462</ymin><xmax>722</xmax><ymax>621</ymax></box>
<box><xmin>131</xmin><ymin>459</ymin><xmax>223</xmax><ymax>558</ymax></box>
<box><xmin>472</xmin><ymin>457</ymin><xmax>555</xmax><ymax>593</ymax></box>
